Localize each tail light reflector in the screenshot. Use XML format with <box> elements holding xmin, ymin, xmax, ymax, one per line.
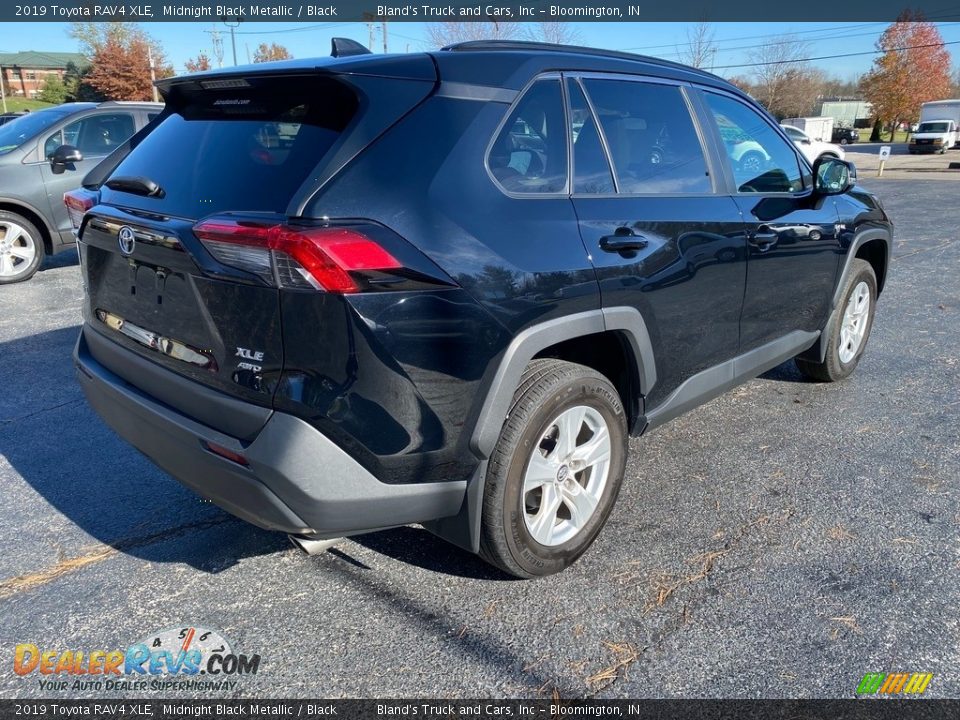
<box><xmin>64</xmin><ymin>189</ymin><xmax>99</xmax><ymax>231</ymax></box>
<box><xmin>203</xmin><ymin>440</ymin><xmax>249</xmax><ymax>467</ymax></box>
<box><xmin>193</xmin><ymin>218</ymin><xmax>402</xmax><ymax>293</ymax></box>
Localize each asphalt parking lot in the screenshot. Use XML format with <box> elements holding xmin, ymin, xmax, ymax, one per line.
<box><xmin>1</xmin><ymin>179</ymin><xmax>958</xmax><ymax>699</ymax></box>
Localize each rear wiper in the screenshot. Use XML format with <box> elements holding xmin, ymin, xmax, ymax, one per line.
<box><xmin>105</xmin><ymin>175</ymin><xmax>165</xmax><ymax>198</ymax></box>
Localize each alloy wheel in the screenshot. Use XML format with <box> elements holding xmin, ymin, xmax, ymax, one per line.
<box><xmin>838</xmin><ymin>280</ymin><xmax>871</xmax><ymax>364</ymax></box>
<box><xmin>522</xmin><ymin>405</ymin><xmax>612</xmax><ymax>546</ymax></box>
<box><xmin>0</xmin><ymin>221</ymin><xmax>37</xmax><ymax>278</ymax></box>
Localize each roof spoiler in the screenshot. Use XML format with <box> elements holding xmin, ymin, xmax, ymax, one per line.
<box><xmin>331</xmin><ymin>38</ymin><xmax>371</xmax><ymax>58</ymax></box>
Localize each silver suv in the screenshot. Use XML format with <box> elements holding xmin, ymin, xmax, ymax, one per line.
<box><xmin>0</xmin><ymin>101</ymin><xmax>160</xmax><ymax>283</ymax></box>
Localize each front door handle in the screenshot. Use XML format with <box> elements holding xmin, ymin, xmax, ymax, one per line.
<box><xmin>748</xmin><ymin>225</ymin><xmax>779</xmax><ymax>252</ymax></box>
<box><xmin>600</xmin><ymin>229</ymin><xmax>648</xmax><ymax>254</ymax></box>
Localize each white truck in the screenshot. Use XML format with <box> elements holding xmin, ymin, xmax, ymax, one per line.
<box><xmin>910</xmin><ymin>100</ymin><xmax>960</xmax><ymax>154</ymax></box>
<box><xmin>781</xmin><ymin>116</ymin><xmax>834</xmax><ymax>142</ymax></box>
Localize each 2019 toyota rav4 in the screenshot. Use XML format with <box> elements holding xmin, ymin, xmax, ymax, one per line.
<box><xmin>71</xmin><ymin>40</ymin><xmax>892</xmax><ymax>578</ymax></box>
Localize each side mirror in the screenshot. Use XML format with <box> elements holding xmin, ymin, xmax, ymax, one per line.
<box><xmin>800</xmin><ymin>137</ymin><xmax>812</xmax><ymax>145</ymax></box>
<box><xmin>49</xmin><ymin>144</ymin><xmax>82</xmax><ymax>166</ymax></box>
<box><xmin>813</xmin><ymin>156</ymin><xmax>856</xmax><ymax>196</ymax></box>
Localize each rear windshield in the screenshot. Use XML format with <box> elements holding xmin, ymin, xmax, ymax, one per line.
<box><xmin>918</xmin><ymin>121</ymin><xmax>951</xmax><ymax>133</ymax></box>
<box><xmin>102</xmin><ymin>75</ymin><xmax>358</xmax><ymax>219</ymax></box>
<box><xmin>0</xmin><ymin>108</ymin><xmax>74</xmax><ymax>155</ymax></box>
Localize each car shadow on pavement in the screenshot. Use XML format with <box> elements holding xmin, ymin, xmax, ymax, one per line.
<box><xmin>0</xmin><ymin>326</ymin><xmax>287</xmax><ymax>574</ymax></box>
<box><xmin>759</xmin><ymin>358</ymin><xmax>814</xmax><ymax>384</ymax></box>
<box><xmin>349</xmin><ymin>526</ymin><xmax>516</xmax><ymax>581</ymax></box>
<box><xmin>40</xmin><ymin>247</ymin><xmax>79</xmax><ymax>272</ymax></box>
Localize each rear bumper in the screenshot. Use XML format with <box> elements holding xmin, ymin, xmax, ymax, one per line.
<box><xmin>74</xmin><ymin>327</ymin><xmax>467</xmax><ymax>538</ymax></box>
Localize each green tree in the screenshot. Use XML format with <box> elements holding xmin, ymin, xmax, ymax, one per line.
<box><xmin>38</xmin><ymin>75</ymin><xmax>68</xmax><ymax>104</ymax></box>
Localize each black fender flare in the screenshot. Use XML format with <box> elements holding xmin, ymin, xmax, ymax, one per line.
<box><xmin>425</xmin><ymin>306</ymin><xmax>656</xmax><ymax>554</ymax></box>
<box><xmin>801</xmin><ymin>227</ymin><xmax>891</xmax><ymax>363</ymax></box>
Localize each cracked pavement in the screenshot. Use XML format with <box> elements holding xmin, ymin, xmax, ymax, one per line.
<box><xmin>0</xmin><ymin>179</ymin><xmax>958</xmax><ymax>698</ymax></box>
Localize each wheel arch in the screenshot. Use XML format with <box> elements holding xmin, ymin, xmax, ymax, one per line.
<box><xmin>424</xmin><ymin>308</ymin><xmax>656</xmax><ymax>555</ymax></box>
<box><xmin>0</xmin><ymin>198</ymin><xmax>55</xmax><ymax>255</ymax></box>
<box><xmin>469</xmin><ymin>307</ymin><xmax>656</xmax><ymax>460</ymax></box>
<box><xmin>800</xmin><ymin>227</ymin><xmax>890</xmax><ymax>364</ymax></box>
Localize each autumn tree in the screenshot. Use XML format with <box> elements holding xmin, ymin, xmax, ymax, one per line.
<box><xmin>185</xmin><ymin>53</ymin><xmax>212</xmax><ymax>73</ymax></box>
<box><xmin>860</xmin><ymin>12</ymin><xmax>953</xmax><ymax>140</ymax></box>
<box><xmin>426</xmin><ymin>21</ymin><xmax>521</xmax><ymax>48</ymax></box>
<box><xmin>70</xmin><ymin>23</ymin><xmax>173</xmax><ymax>101</ymax></box>
<box><xmin>253</xmin><ymin>43</ymin><xmax>292</xmax><ymax>63</ymax></box>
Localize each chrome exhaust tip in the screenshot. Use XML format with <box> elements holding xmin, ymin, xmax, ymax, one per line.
<box><xmin>288</xmin><ymin>534</ymin><xmax>342</xmax><ymax>556</ymax></box>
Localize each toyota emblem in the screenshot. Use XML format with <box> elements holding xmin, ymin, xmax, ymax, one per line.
<box><xmin>118</xmin><ymin>226</ymin><xmax>136</xmax><ymax>255</ymax></box>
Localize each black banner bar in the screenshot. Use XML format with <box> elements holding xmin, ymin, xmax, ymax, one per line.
<box><xmin>3</xmin><ymin>1</ymin><xmax>960</xmax><ymax>23</ymax></box>
<box><xmin>2</xmin><ymin>700</ymin><xmax>960</xmax><ymax>720</ymax></box>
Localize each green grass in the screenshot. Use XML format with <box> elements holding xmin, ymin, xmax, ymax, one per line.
<box><xmin>0</xmin><ymin>98</ymin><xmax>57</xmax><ymax>113</ymax></box>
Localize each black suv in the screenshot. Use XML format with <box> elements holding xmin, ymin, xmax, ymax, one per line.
<box><xmin>832</xmin><ymin>126</ymin><xmax>860</xmax><ymax>145</ymax></box>
<box><xmin>72</xmin><ymin>41</ymin><xmax>891</xmax><ymax>577</ymax></box>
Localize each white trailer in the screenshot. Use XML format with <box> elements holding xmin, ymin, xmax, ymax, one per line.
<box><xmin>780</xmin><ymin>116</ymin><xmax>834</xmax><ymax>142</ymax></box>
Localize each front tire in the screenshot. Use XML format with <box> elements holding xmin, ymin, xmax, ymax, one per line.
<box><xmin>0</xmin><ymin>211</ymin><xmax>44</xmax><ymax>284</ymax></box>
<box><xmin>796</xmin><ymin>259</ymin><xmax>877</xmax><ymax>382</ymax></box>
<box><xmin>479</xmin><ymin>359</ymin><xmax>628</xmax><ymax>578</ymax></box>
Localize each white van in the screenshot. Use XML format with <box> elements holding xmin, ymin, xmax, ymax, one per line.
<box><xmin>910</xmin><ymin>100</ymin><xmax>960</xmax><ymax>154</ymax></box>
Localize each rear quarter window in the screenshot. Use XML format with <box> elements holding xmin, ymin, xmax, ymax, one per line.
<box><xmin>101</xmin><ymin>75</ymin><xmax>358</xmax><ymax>219</ymax></box>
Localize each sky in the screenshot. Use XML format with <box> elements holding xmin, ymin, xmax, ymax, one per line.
<box><xmin>1</xmin><ymin>20</ymin><xmax>958</xmax><ymax>81</ymax></box>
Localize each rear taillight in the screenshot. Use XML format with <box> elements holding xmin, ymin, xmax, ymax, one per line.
<box><xmin>193</xmin><ymin>217</ymin><xmax>403</xmax><ymax>293</ymax></box>
<box><xmin>64</xmin><ymin>189</ymin><xmax>99</xmax><ymax>231</ymax></box>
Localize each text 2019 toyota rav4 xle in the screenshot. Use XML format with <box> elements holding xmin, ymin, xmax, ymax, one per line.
<box><xmin>71</xmin><ymin>41</ymin><xmax>892</xmax><ymax>577</ymax></box>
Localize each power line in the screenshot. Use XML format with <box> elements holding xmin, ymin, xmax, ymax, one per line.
<box><xmin>230</xmin><ymin>22</ymin><xmax>349</xmax><ymax>35</ymax></box>
<box><xmin>711</xmin><ymin>38</ymin><xmax>960</xmax><ymax>70</ymax></box>
<box><xmin>618</xmin><ymin>22</ymin><xmax>891</xmax><ymax>52</ymax></box>
<box><xmin>650</xmin><ymin>22</ymin><xmax>960</xmax><ymax>60</ymax></box>
<box><xmin>618</xmin><ymin>13</ymin><xmax>960</xmax><ymax>53</ymax></box>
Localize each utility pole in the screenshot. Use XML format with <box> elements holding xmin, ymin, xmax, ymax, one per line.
<box><xmin>0</xmin><ymin>66</ymin><xmax>7</xmax><ymax>114</ymax></box>
<box><xmin>209</xmin><ymin>27</ymin><xmax>224</xmax><ymax>68</ymax></box>
<box><xmin>147</xmin><ymin>46</ymin><xmax>158</xmax><ymax>102</ymax></box>
<box><xmin>223</xmin><ymin>18</ymin><xmax>240</xmax><ymax>65</ymax></box>
<box><xmin>381</xmin><ymin>22</ymin><xmax>388</xmax><ymax>53</ymax></box>
<box><xmin>366</xmin><ymin>22</ymin><xmax>376</xmax><ymax>51</ymax></box>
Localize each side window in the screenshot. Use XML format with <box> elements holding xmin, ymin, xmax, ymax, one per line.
<box><xmin>581</xmin><ymin>79</ymin><xmax>711</xmax><ymax>195</ymax></box>
<box><xmin>46</xmin><ymin>113</ymin><xmax>137</xmax><ymax>158</ymax></box>
<box><xmin>702</xmin><ymin>93</ymin><xmax>803</xmax><ymax>194</ymax></box>
<box><xmin>568</xmin><ymin>80</ymin><xmax>615</xmax><ymax>194</ymax></box>
<box><xmin>782</xmin><ymin>126</ymin><xmax>805</xmax><ymax>142</ymax></box>
<box><xmin>488</xmin><ymin>80</ymin><xmax>567</xmax><ymax>194</ymax></box>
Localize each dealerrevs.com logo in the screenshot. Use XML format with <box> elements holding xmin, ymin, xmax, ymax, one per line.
<box><xmin>13</xmin><ymin>626</ymin><xmax>260</xmax><ymax>692</ymax></box>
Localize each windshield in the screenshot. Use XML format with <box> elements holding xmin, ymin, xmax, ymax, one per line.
<box><xmin>918</xmin><ymin>122</ymin><xmax>951</xmax><ymax>134</ymax></box>
<box><xmin>0</xmin><ymin>108</ymin><xmax>73</xmax><ymax>155</ymax></box>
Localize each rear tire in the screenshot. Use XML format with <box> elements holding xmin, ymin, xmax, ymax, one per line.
<box><xmin>0</xmin><ymin>211</ymin><xmax>44</xmax><ymax>284</ymax></box>
<box><xmin>796</xmin><ymin>259</ymin><xmax>877</xmax><ymax>382</ymax></box>
<box><xmin>479</xmin><ymin>359</ymin><xmax>628</xmax><ymax>578</ymax></box>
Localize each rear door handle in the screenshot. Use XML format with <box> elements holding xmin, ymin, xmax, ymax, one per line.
<box><xmin>600</xmin><ymin>230</ymin><xmax>648</xmax><ymax>254</ymax></box>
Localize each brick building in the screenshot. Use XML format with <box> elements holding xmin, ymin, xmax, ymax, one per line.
<box><xmin>0</xmin><ymin>51</ymin><xmax>88</xmax><ymax>99</ymax></box>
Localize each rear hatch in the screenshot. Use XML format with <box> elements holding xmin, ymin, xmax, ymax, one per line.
<box><xmin>78</xmin><ymin>65</ymin><xmax>436</xmax><ymax>438</ymax></box>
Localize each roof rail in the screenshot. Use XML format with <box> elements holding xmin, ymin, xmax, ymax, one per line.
<box><xmin>100</xmin><ymin>100</ymin><xmax>163</xmax><ymax>106</ymax></box>
<box><xmin>440</xmin><ymin>40</ymin><xmax>695</xmax><ymax>72</ymax></box>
